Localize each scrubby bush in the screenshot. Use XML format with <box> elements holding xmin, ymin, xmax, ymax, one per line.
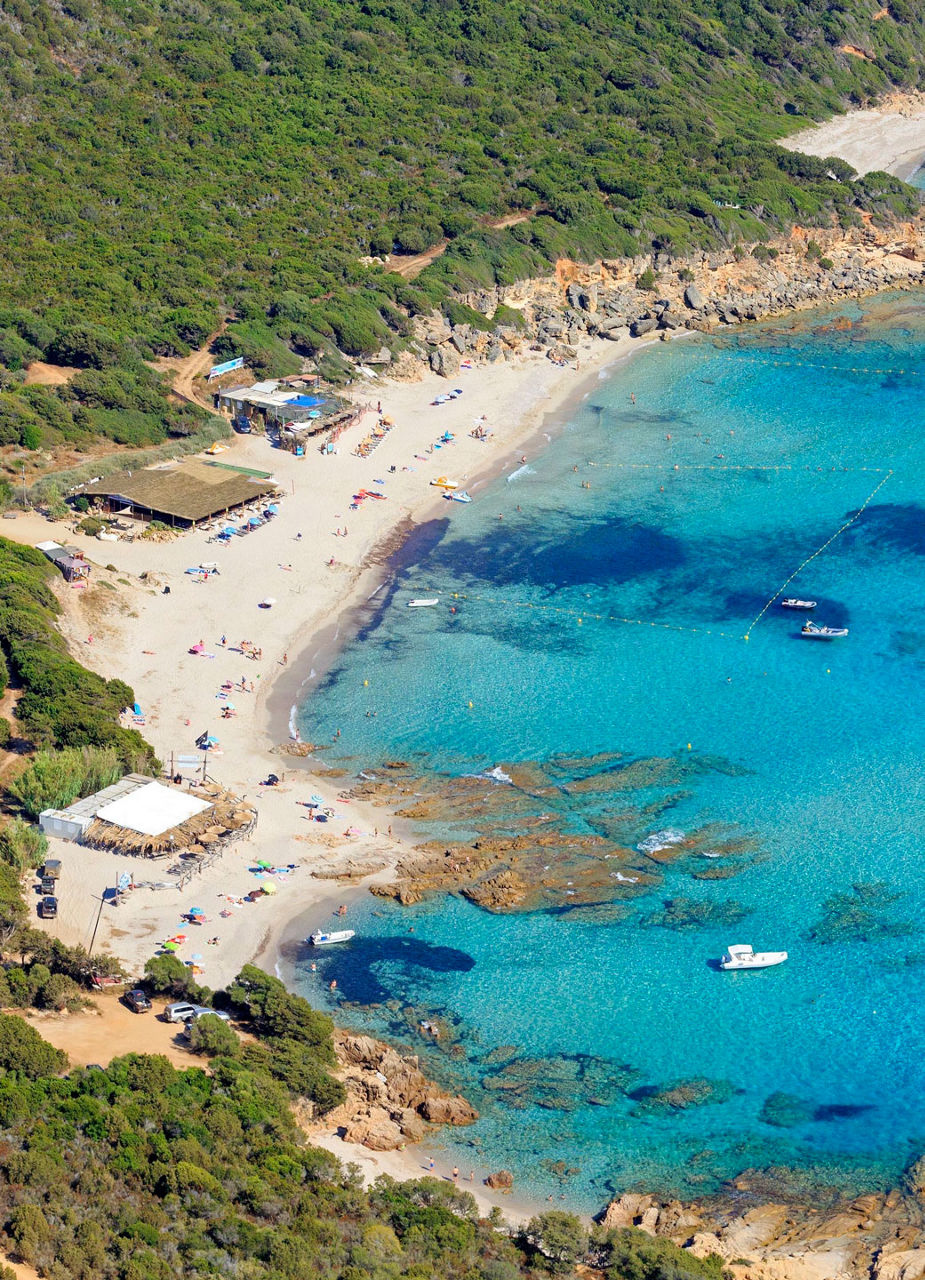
<box><xmin>0</xmin><ymin>819</ymin><xmax>47</xmax><ymax>871</ymax></box>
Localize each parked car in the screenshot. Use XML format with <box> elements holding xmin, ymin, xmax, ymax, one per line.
<box><xmin>189</xmin><ymin>1008</ymin><xmax>231</xmax><ymax>1024</ymax></box>
<box><xmin>124</xmin><ymin>989</ymin><xmax>152</xmax><ymax>1014</ymax></box>
<box><xmin>163</xmin><ymin>1001</ymin><xmax>202</xmax><ymax>1023</ymax></box>
<box><xmin>38</xmin><ymin>896</ymin><xmax>58</xmax><ymax>919</ymax></box>
<box><xmin>40</xmin><ymin>876</ymin><xmax>57</xmax><ymax>895</ymax></box>
<box><xmin>42</xmin><ymin>859</ymin><xmax>62</xmax><ymax>880</ymax></box>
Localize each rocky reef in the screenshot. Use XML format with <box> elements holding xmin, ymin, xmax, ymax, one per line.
<box><xmin>322</xmin><ymin>749</ymin><xmax>764</xmax><ymax>916</ymax></box>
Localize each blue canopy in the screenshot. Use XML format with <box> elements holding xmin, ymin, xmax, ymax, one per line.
<box><xmin>266</xmin><ymin>504</ymin><xmax>279</xmax><ymax>514</ymax></box>
<box><xmin>286</xmin><ymin>394</ymin><xmax>325</xmax><ymax>408</ymax></box>
<box><xmin>248</xmin><ymin>516</ymin><xmax>263</xmax><ymax>526</ymax></box>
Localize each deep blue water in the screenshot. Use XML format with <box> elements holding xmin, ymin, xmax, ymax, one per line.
<box><xmin>284</xmin><ymin>292</ymin><xmax>925</xmax><ymax>1209</ymax></box>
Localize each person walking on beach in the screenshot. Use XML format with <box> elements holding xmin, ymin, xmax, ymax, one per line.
<box><xmin>428</xmin><ymin>1158</ymin><xmax>435</xmax><ymax>1171</ymax></box>
<box><xmin>452</xmin><ymin>1167</ymin><xmax>459</xmax><ymax>1184</ymax></box>
<box><xmin>282</xmin><ymin>652</ymin><xmax>288</xmax><ymax>665</ymax></box>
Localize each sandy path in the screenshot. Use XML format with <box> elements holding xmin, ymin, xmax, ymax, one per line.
<box><xmin>782</xmin><ymin>92</ymin><xmax>925</xmax><ymax>180</ymax></box>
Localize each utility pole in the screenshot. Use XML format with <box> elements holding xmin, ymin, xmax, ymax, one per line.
<box><xmin>20</xmin><ymin>463</ymin><xmax>26</xmax><ymax>510</ymax></box>
<box><xmin>88</xmin><ymin>893</ymin><xmax>106</xmax><ymax>957</ymax></box>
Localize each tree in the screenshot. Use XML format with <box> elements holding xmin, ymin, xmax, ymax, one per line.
<box><xmin>520</xmin><ymin>1212</ymin><xmax>588</xmax><ymax>1273</ymax></box>
<box><xmin>0</xmin><ymin>1012</ymin><xmax>67</xmax><ymax>1078</ymax></box>
<box><xmin>186</xmin><ymin>1014</ymin><xmax>240</xmax><ymax>1058</ymax></box>
<box><xmin>144</xmin><ymin>953</ymin><xmax>197</xmax><ymax>996</ymax></box>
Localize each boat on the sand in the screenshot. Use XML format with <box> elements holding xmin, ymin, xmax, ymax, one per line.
<box><xmin>719</xmin><ymin>943</ymin><xmax>788</xmax><ymax>970</ymax></box>
<box><xmin>309</xmin><ymin>929</ymin><xmax>355</xmax><ymax>945</ymax></box>
<box><xmin>801</xmin><ymin>621</ymin><xmax>848</xmax><ymax>639</ymax></box>
<box><xmin>781</xmin><ymin>598</ymin><xmax>817</xmax><ymax>610</ymax></box>
<box><xmin>451</xmin><ymin>490</ymin><xmax>472</xmax><ymax>503</ymax></box>
<box><xmin>430</xmin><ymin>476</ymin><xmax>458</xmax><ymax>490</ymax></box>
<box><xmin>408</xmin><ymin>597</ymin><xmax>439</xmax><ymax>608</ymax></box>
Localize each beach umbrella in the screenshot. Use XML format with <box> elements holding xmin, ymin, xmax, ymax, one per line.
<box><xmin>310</xmin><ymin>794</ymin><xmax>323</xmax><ymax>804</ymax></box>
<box><xmin>259</xmin><ymin>597</ymin><xmax>277</xmax><ymax>608</ymax></box>
<box><xmin>188</xmin><ymin>907</ymin><xmax>205</xmax><ymax>916</ymax></box>
<box><xmin>255</xmin><ymin>860</ymin><xmax>272</xmax><ymax>869</ymax></box>
<box><xmin>190</xmin><ymin>953</ymin><xmax>204</xmax><ymax>962</ymax></box>
<box><xmin>262</xmin><ymin>881</ymin><xmax>278</xmax><ymax>895</ymax></box>
<box><xmin>163</xmin><ymin>941</ymin><xmax>179</xmax><ymax>951</ymax></box>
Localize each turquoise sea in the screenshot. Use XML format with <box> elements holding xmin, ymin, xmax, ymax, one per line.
<box><xmin>282</xmin><ymin>291</ymin><xmax>925</xmax><ymax>1211</ymax></box>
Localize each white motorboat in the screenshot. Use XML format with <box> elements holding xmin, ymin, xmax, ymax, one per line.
<box><xmin>801</xmin><ymin>621</ymin><xmax>848</xmax><ymax>639</ymax></box>
<box><xmin>408</xmin><ymin>598</ymin><xmax>439</xmax><ymax>608</ymax></box>
<box><xmin>720</xmin><ymin>943</ymin><xmax>787</xmax><ymax>970</ymax></box>
<box><xmin>781</xmin><ymin>598</ymin><xmax>816</xmax><ymax>610</ymax></box>
<box><xmin>309</xmin><ymin>929</ymin><xmax>355</xmax><ymax>945</ymax></box>
<box><xmin>451</xmin><ymin>490</ymin><xmax>472</xmax><ymax>503</ymax></box>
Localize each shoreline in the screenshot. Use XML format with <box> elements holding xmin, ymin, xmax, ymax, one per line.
<box><xmin>8</xmin><ymin>248</ymin><xmax>925</xmax><ymax>1231</ymax></box>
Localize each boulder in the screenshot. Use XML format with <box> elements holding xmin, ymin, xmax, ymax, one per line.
<box><xmin>450</xmin><ymin>331</ymin><xmax>467</xmax><ymax>354</ymax></box>
<box><xmin>486</xmin><ymin>1169</ymin><xmax>514</xmax><ymax>1190</ymax></box>
<box><xmin>599</xmin><ymin>325</ymin><xmax>629</xmax><ymax>342</ymax></box>
<box><xmin>343</xmin><ymin>1113</ymin><xmax>405</xmax><ymax>1151</ymax></box>
<box><xmin>683</xmin><ymin>283</ymin><xmax>706</xmax><ymax>309</ymax></box>
<box><xmin>430</xmin><ymin>345</ymin><xmax>460</xmax><ymax>377</ymax></box>
<box><xmin>630</xmin><ymin>317</ymin><xmax>658</xmax><ymax>337</ymax></box>
<box><xmin>421</xmin><ymin>1094</ymin><xmax>479</xmax><ymax>1125</ymax></box>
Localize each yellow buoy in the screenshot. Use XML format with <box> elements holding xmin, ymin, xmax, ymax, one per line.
<box><xmin>468</xmin><ymin>701</ymin><xmax>473</xmax><ymax>708</ymax></box>
<box><xmin>687</xmin><ymin>743</ymin><xmax>692</xmax><ymax>750</ymax></box>
<box><xmin>363</xmin><ymin>679</ymin><xmax>369</xmax><ymax>687</ymax></box>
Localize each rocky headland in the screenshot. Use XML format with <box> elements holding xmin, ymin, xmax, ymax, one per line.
<box><xmin>300</xmin><ymin>1029</ymin><xmax>478</xmax><ymax>1152</ymax></box>
<box><xmin>601</xmin><ymin>1162</ymin><xmax>925</xmax><ymax>1280</ymax></box>
<box><xmin>378</xmin><ymin>218</ymin><xmax>925</xmax><ymax>382</ymax></box>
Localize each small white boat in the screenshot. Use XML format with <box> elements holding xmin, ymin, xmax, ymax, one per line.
<box><xmin>720</xmin><ymin>943</ymin><xmax>788</xmax><ymax>971</ymax></box>
<box><xmin>408</xmin><ymin>598</ymin><xmax>439</xmax><ymax>608</ymax></box>
<box><xmin>801</xmin><ymin>621</ymin><xmax>848</xmax><ymax>639</ymax></box>
<box><xmin>781</xmin><ymin>598</ymin><xmax>817</xmax><ymax>610</ymax></box>
<box><xmin>451</xmin><ymin>490</ymin><xmax>472</xmax><ymax>503</ymax></box>
<box><xmin>309</xmin><ymin>929</ymin><xmax>355</xmax><ymax>946</ymax></box>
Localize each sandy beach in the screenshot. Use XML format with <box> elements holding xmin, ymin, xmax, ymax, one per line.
<box><xmin>5</xmin><ymin>330</ymin><xmax>646</xmax><ymax>989</ymax></box>
<box><xmin>781</xmin><ymin>90</ymin><xmax>925</xmax><ymax>180</ymax></box>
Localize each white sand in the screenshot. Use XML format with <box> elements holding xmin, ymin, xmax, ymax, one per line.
<box><xmin>781</xmin><ymin>92</ymin><xmax>925</xmax><ymax>180</ymax></box>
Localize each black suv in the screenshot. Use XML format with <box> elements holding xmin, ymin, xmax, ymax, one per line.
<box><xmin>38</xmin><ymin>896</ymin><xmax>58</xmax><ymax>919</ymax></box>
<box><xmin>124</xmin><ymin>989</ymin><xmax>152</xmax><ymax>1014</ymax></box>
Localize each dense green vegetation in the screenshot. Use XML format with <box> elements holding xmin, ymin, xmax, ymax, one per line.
<box><xmin>0</xmin><ymin>0</ymin><xmax>921</xmax><ymax>441</ymax></box>
<box><xmin>0</xmin><ymin>999</ymin><xmax>727</xmax><ymax>1279</ymax></box>
<box><xmin>0</xmin><ymin>538</ymin><xmax>156</xmax><ymax>767</ymax></box>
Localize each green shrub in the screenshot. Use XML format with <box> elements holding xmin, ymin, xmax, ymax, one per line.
<box><xmin>8</xmin><ymin>747</ymin><xmax>125</xmax><ymax>819</ymax></box>
<box><xmin>636</xmin><ymin>268</ymin><xmax>658</xmax><ymax>291</ymax></box>
<box><xmin>0</xmin><ymin>818</ymin><xmax>47</xmax><ymax>871</ymax></box>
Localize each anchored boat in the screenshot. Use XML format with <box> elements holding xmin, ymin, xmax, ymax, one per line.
<box><xmin>801</xmin><ymin>621</ymin><xmax>848</xmax><ymax>639</ymax></box>
<box><xmin>408</xmin><ymin>598</ymin><xmax>439</xmax><ymax>608</ymax></box>
<box><xmin>309</xmin><ymin>929</ymin><xmax>355</xmax><ymax>946</ymax></box>
<box><xmin>781</xmin><ymin>598</ymin><xmax>817</xmax><ymax>610</ymax></box>
<box><xmin>720</xmin><ymin>944</ymin><xmax>788</xmax><ymax>971</ymax></box>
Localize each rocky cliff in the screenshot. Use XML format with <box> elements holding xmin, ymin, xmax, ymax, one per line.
<box><xmin>382</xmin><ymin>218</ymin><xmax>925</xmax><ymax>381</ymax></box>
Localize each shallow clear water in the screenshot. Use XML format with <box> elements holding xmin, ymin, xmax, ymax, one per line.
<box><xmin>284</xmin><ymin>293</ymin><xmax>925</xmax><ymax>1209</ymax></box>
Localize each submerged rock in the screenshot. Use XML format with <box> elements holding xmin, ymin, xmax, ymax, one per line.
<box><xmin>759</xmin><ymin>1091</ymin><xmax>814</xmax><ymax>1128</ymax></box>
<box><xmin>640</xmin><ymin>896</ymin><xmax>750</xmax><ymax>930</ymax></box>
<box><xmin>806</xmin><ymin>882</ymin><xmax>917</xmax><ymax>945</ymax></box>
<box><xmin>630</xmin><ymin>1077</ymin><xmax>739</xmax><ymax>1114</ymax></box>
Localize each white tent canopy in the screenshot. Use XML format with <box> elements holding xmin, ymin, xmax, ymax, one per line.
<box><xmin>95</xmin><ymin>781</ymin><xmax>211</xmax><ymax>836</ymax></box>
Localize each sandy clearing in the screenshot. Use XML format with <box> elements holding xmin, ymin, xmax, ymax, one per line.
<box><xmin>781</xmin><ymin>93</ymin><xmax>925</xmax><ymax>180</ymax></box>
<box><xmin>23</xmin><ymin>993</ymin><xmax>206</xmax><ymax>1068</ymax></box>
<box><xmin>22</xmin><ymin>361</ymin><xmax>79</xmax><ymax>387</ymax></box>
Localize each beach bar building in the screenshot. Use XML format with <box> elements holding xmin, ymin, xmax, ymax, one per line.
<box><xmin>35</xmin><ymin>541</ymin><xmax>91</xmax><ymax>582</ymax></box>
<box><xmin>77</xmin><ymin>459</ymin><xmax>279</xmax><ymax>528</ymax></box>
<box><xmin>216</xmin><ymin>378</ymin><xmax>356</xmax><ymax>439</ymax></box>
